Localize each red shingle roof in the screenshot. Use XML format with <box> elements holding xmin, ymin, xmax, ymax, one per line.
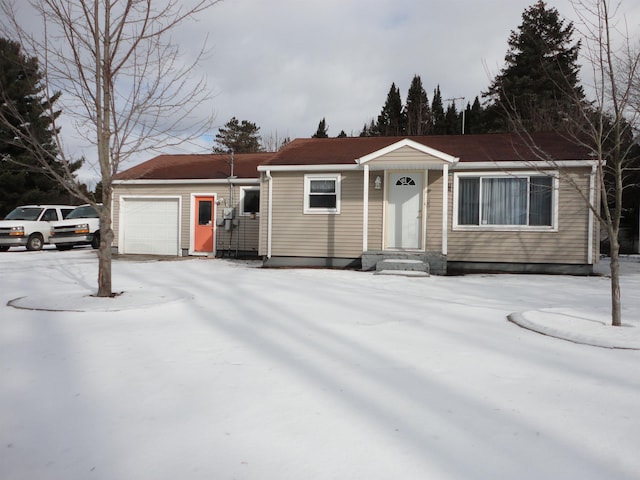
<box><xmin>114</xmin><ymin>152</ymin><xmax>273</xmax><ymax>180</ymax></box>
<box><xmin>262</xmin><ymin>133</ymin><xmax>593</xmax><ymax>165</ymax></box>
<box><xmin>114</xmin><ymin>133</ymin><xmax>592</xmax><ymax>181</ymax></box>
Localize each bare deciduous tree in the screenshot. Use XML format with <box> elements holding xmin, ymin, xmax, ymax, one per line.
<box><xmin>0</xmin><ymin>0</ymin><xmax>220</xmax><ymax>297</ymax></box>
<box><xmin>499</xmin><ymin>0</ymin><xmax>640</xmax><ymax>327</ymax></box>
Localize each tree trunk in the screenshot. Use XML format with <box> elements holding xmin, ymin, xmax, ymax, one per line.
<box><xmin>609</xmin><ymin>235</ymin><xmax>622</xmax><ymax>327</ymax></box>
<box><xmin>96</xmin><ymin>185</ymin><xmax>114</xmax><ymax>297</ymax></box>
<box><xmin>95</xmin><ymin>0</ymin><xmax>113</xmax><ymax>298</ymax></box>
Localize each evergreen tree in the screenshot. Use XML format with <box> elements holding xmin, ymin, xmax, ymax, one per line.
<box><xmin>336</xmin><ymin>130</ymin><xmax>347</xmax><ymax>138</ymax></box>
<box><xmin>405</xmin><ymin>75</ymin><xmax>431</xmax><ymax>135</ymax></box>
<box><xmin>213</xmin><ymin>117</ymin><xmax>263</xmax><ymax>153</ymax></box>
<box><xmin>0</xmin><ymin>37</ymin><xmax>79</xmax><ymax>216</ymax></box>
<box><xmin>431</xmin><ymin>85</ymin><xmax>446</xmax><ymax>134</ymax></box>
<box><xmin>359</xmin><ymin>119</ymin><xmax>375</xmax><ymax>137</ymax></box>
<box><xmin>484</xmin><ymin>0</ymin><xmax>584</xmax><ymax>131</ymax></box>
<box><xmin>444</xmin><ymin>101</ymin><xmax>460</xmax><ymax>135</ymax></box>
<box><xmin>312</xmin><ymin>117</ymin><xmax>329</xmax><ymax>138</ymax></box>
<box><xmin>465</xmin><ymin>96</ymin><xmax>488</xmax><ymax>134</ymax></box>
<box><xmin>376</xmin><ymin>83</ymin><xmax>405</xmax><ymax>136</ymax></box>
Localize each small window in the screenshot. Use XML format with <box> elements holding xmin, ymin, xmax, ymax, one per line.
<box><xmin>42</xmin><ymin>209</ymin><xmax>58</xmax><ymax>221</ymax></box>
<box><xmin>396</xmin><ymin>176</ymin><xmax>416</xmax><ymax>186</ymax></box>
<box><xmin>304</xmin><ymin>174</ymin><xmax>341</xmax><ymax>214</ymax></box>
<box><xmin>240</xmin><ymin>187</ymin><xmax>260</xmax><ymax>216</ymax></box>
<box><xmin>198</xmin><ymin>200</ymin><xmax>212</xmax><ymax>225</ymax></box>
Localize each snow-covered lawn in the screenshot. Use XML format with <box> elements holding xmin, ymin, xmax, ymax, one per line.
<box><xmin>1</xmin><ymin>249</ymin><xmax>639</xmax><ymax>480</ymax></box>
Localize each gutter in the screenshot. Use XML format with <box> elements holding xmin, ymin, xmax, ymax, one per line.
<box><xmin>257</xmin><ymin>164</ymin><xmax>359</xmax><ymax>172</ymax></box>
<box><xmin>451</xmin><ymin>160</ymin><xmax>598</xmax><ymax>170</ymax></box>
<box><xmin>112</xmin><ymin>178</ymin><xmax>259</xmax><ymax>185</ymax></box>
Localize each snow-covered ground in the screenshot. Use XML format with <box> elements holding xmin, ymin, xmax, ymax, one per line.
<box><xmin>1</xmin><ymin>248</ymin><xmax>639</xmax><ymax>480</ymax></box>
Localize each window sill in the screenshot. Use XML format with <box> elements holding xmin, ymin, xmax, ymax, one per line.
<box><xmin>303</xmin><ymin>209</ymin><xmax>340</xmax><ymax>215</ymax></box>
<box><xmin>452</xmin><ymin>225</ymin><xmax>558</xmax><ymax>233</ymax></box>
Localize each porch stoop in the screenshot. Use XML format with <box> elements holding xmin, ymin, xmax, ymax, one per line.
<box><xmin>375</xmin><ymin>258</ymin><xmax>430</xmax><ymax>277</ymax></box>
<box><xmin>362</xmin><ymin>250</ymin><xmax>447</xmax><ymax>275</ymax></box>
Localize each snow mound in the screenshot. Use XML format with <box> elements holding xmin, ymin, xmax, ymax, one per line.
<box><xmin>7</xmin><ymin>288</ymin><xmax>187</xmax><ymax>312</ymax></box>
<box><xmin>509</xmin><ymin>308</ymin><xmax>640</xmax><ymax>350</ymax></box>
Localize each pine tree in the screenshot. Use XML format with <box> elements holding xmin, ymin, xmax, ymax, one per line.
<box><xmin>0</xmin><ymin>37</ymin><xmax>79</xmax><ymax>216</ymax></box>
<box><xmin>431</xmin><ymin>85</ymin><xmax>446</xmax><ymax>134</ymax></box>
<box><xmin>405</xmin><ymin>75</ymin><xmax>431</xmax><ymax>135</ymax></box>
<box><xmin>444</xmin><ymin>101</ymin><xmax>460</xmax><ymax>135</ymax></box>
<box><xmin>213</xmin><ymin>117</ymin><xmax>263</xmax><ymax>153</ymax></box>
<box><xmin>465</xmin><ymin>96</ymin><xmax>488</xmax><ymax>134</ymax></box>
<box><xmin>359</xmin><ymin>119</ymin><xmax>377</xmax><ymax>137</ymax></box>
<box><xmin>336</xmin><ymin>130</ymin><xmax>347</xmax><ymax>138</ymax></box>
<box><xmin>376</xmin><ymin>83</ymin><xmax>405</xmax><ymax>136</ymax></box>
<box><xmin>484</xmin><ymin>0</ymin><xmax>584</xmax><ymax>131</ymax></box>
<box><xmin>312</xmin><ymin>118</ymin><xmax>329</xmax><ymax>138</ymax></box>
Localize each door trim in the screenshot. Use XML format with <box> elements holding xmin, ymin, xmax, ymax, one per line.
<box><xmin>383</xmin><ymin>170</ymin><xmax>427</xmax><ymax>251</ymax></box>
<box><xmin>189</xmin><ymin>193</ymin><xmax>217</xmax><ymax>256</ymax></box>
<box><xmin>118</xmin><ymin>195</ymin><xmax>182</xmax><ymax>255</ymax></box>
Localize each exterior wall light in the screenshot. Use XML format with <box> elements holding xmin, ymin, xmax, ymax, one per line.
<box><xmin>374</xmin><ymin>176</ymin><xmax>382</xmax><ymax>190</ymax></box>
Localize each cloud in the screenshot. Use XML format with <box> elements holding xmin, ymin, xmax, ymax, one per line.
<box><xmin>18</xmin><ymin>0</ymin><xmax>637</xmax><ymax>185</ymax></box>
<box><xmin>183</xmin><ymin>0</ymin><xmax>539</xmax><ymax>139</ymax></box>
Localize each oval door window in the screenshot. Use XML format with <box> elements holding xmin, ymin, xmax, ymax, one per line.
<box><xmin>395</xmin><ymin>176</ymin><xmax>416</xmax><ymax>186</ymax></box>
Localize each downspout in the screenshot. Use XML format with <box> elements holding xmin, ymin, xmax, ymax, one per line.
<box><xmin>588</xmin><ymin>164</ymin><xmax>596</xmax><ymax>264</ymax></box>
<box><xmin>265</xmin><ymin>169</ymin><xmax>273</xmax><ymax>259</ymax></box>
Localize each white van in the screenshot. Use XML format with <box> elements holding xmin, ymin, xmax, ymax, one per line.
<box><xmin>0</xmin><ymin>205</ymin><xmax>76</xmax><ymax>251</ymax></box>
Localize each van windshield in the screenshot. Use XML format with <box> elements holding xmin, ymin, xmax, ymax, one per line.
<box><xmin>5</xmin><ymin>207</ymin><xmax>43</xmax><ymax>221</ymax></box>
<box><xmin>66</xmin><ymin>205</ymin><xmax>100</xmax><ymax>219</ymax></box>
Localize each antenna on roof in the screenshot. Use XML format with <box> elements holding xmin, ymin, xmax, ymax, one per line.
<box><xmin>445</xmin><ymin>96</ymin><xmax>466</xmax><ymax>135</ymax></box>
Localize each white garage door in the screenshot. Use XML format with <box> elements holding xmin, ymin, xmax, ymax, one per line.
<box><xmin>121</xmin><ymin>197</ymin><xmax>180</xmax><ymax>255</ymax></box>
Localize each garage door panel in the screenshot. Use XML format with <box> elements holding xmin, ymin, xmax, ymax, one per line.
<box><xmin>122</xmin><ymin>198</ymin><xmax>179</xmax><ymax>255</ymax></box>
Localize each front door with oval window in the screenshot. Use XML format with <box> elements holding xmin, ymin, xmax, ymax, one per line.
<box><xmin>386</xmin><ymin>173</ymin><xmax>423</xmax><ymax>249</ymax></box>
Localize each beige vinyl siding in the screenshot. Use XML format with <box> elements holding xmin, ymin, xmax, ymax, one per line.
<box><xmin>426</xmin><ymin>170</ymin><xmax>443</xmax><ymax>252</ymax></box>
<box><xmin>113</xmin><ymin>183</ymin><xmax>259</xmax><ymax>254</ymax></box>
<box><xmin>366</xmin><ymin>174</ymin><xmax>384</xmax><ymax>250</ymax></box>
<box><xmin>366</xmin><ymin>145</ymin><xmax>445</xmax><ymax>168</ymax></box>
<box><xmin>262</xmin><ymin>171</ymin><xmax>364</xmax><ymax>258</ymax></box>
<box><xmin>447</xmin><ymin>168</ymin><xmax>594</xmax><ymax>264</ymax></box>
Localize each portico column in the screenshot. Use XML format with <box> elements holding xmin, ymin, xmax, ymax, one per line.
<box><xmin>363</xmin><ymin>164</ymin><xmax>369</xmax><ymax>252</ymax></box>
<box><xmin>442</xmin><ymin>164</ymin><xmax>448</xmax><ymax>255</ymax></box>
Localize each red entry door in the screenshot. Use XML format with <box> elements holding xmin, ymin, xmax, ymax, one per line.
<box><xmin>194</xmin><ymin>196</ymin><xmax>215</xmax><ymax>253</ymax></box>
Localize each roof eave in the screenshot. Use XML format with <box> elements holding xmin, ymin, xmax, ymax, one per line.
<box><xmin>113</xmin><ymin>178</ymin><xmax>260</xmax><ymax>185</ymax></box>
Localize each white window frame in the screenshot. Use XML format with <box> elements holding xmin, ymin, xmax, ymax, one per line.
<box><xmin>304</xmin><ymin>173</ymin><xmax>341</xmax><ymax>214</ymax></box>
<box><xmin>239</xmin><ymin>186</ymin><xmax>260</xmax><ymax>216</ymax></box>
<box><xmin>452</xmin><ymin>171</ymin><xmax>559</xmax><ymax>232</ymax></box>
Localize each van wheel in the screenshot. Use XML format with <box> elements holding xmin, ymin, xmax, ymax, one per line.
<box><xmin>26</xmin><ymin>234</ymin><xmax>44</xmax><ymax>251</ymax></box>
<box><xmin>91</xmin><ymin>231</ymin><xmax>100</xmax><ymax>249</ymax></box>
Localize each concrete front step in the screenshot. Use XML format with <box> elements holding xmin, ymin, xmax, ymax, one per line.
<box><xmin>375</xmin><ymin>258</ymin><xmax>430</xmax><ymax>276</ymax></box>
<box><xmin>374</xmin><ymin>269</ymin><xmax>430</xmax><ymax>277</ymax></box>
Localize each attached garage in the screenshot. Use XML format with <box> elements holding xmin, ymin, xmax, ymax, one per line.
<box><xmin>119</xmin><ymin>196</ymin><xmax>180</xmax><ymax>255</ymax></box>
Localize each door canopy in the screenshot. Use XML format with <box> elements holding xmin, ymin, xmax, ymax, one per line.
<box><xmin>356</xmin><ymin>138</ymin><xmax>459</xmax><ymax>171</ymax></box>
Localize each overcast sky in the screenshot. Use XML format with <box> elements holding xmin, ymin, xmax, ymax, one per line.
<box><xmin>186</xmin><ymin>0</ymin><xmax>579</xmax><ymax>142</ymax></box>
<box><xmin>18</xmin><ymin>0</ymin><xmax>636</xmax><ymax>184</ymax></box>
